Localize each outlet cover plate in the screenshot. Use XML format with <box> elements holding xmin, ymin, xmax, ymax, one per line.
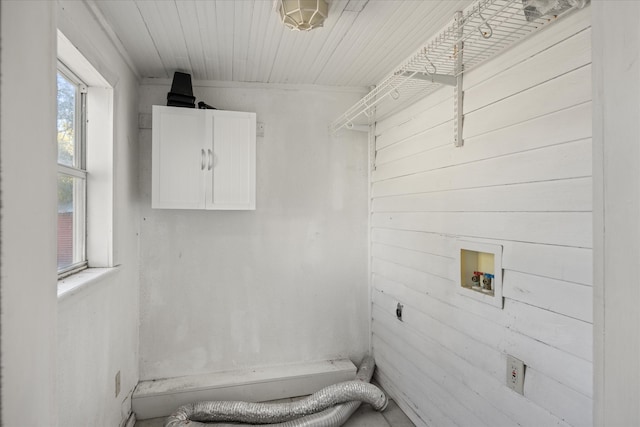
<box><xmin>506</xmin><ymin>355</ymin><xmax>524</xmax><ymax>395</ymax></box>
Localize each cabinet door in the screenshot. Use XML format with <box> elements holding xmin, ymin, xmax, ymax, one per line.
<box><xmin>206</xmin><ymin>111</ymin><xmax>256</xmax><ymax>210</ymax></box>
<box><xmin>152</xmin><ymin>106</ymin><xmax>207</xmax><ymax>209</ymax></box>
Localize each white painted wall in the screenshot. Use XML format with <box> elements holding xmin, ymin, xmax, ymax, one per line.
<box><xmin>593</xmin><ymin>2</ymin><xmax>640</xmax><ymax>426</ymax></box>
<box><xmin>370</xmin><ymin>7</ymin><xmax>592</xmax><ymax>427</ymax></box>
<box><xmin>55</xmin><ymin>2</ymin><xmax>142</xmax><ymax>426</ymax></box>
<box><xmin>137</xmin><ymin>82</ymin><xmax>369</xmax><ymax>381</ymax></box>
<box><xmin>1</xmin><ymin>1</ymin><xmax>58</xmax><ymax>425</ymax></box>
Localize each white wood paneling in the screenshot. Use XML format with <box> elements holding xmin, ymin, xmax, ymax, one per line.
<box><xmin>375</xmin><ymin>353</ymin><xmax>455</xmax><ymax>427</ymax></box>
<box><xmin>374</xmin><ymin>102</ymin><xmax>592</xmax><ymax>182</ymax></box>
<box><xmin>253</xmin><ymin>3</ymin><xmax>286</xmax><ymax>83</ymax></box>
<box><xmin>371</xmin><ymin>7</ymin><xmax>592</xmax><ymax>427</ymax></box>
<box><xmin>524</xmin><ymin>368</ymin><xmax>593</xmax><ymax>427</ymax></box>
<box><xmin>231</xmin><ymin>0</ymin><xmax>254</xmax><ymax>83</ymax></box>
<box><xmin>463</xmin><ymin>27</ymin><xmax>591</xmax><ymax>113</ymax></box>
<box><xmin>373</xmin><ymin>281</ymin><xmax>593</xmax><ymax>396</ymax></box>
<box><xmin>318</xmin><ymin>1</ymin><xmax>462</xmax><ymax>86</ymax></box>
<box><xmin>375</xmin><ymin>95</ymin><xmax>453</xmax><ymax>150</ymax></box>
<box><xmin>463</xmin><ymin>65</ymin><xmax>591</xmax><ymax>139</ymax></box>
<box><xmin>304</xmin><ymin>8</ymin><xmax>362</xmax><ymax>83</ymax></box>
<box><xmin>243</xmin><ymin>0</ymin><xmax>271</xmax><ymax>83</ymax></box>
<box><xmin>373</xmin><ymin>310</ymin><xmax>578</xmax><ymax>427</ymax></box>
<box><xmin>375</xmin><ymin>83</ymin><xmax>455</xmax><ymax>137</ymax></box>
<box><xmin>372</xmin><ymin>243</ymin><xmax>453</xmax><ymax>279</ymax></box>
<box><xmin>174</xmin><ymin>2</ymin><xmax>208</xmax><ymax>78</ymax></box>
<box><xmin>354</xmin><ymin>2</ymin><xmax>462</xmax><ymax>86</ymax></box>
<box><xmin>134</xmin><ymin>1</ymin><xmax>193</xmax><ymax>76</ymax></box>
<box><xmin>374</xmin><ymin>338</ymin><xmax>494</xmax><ymax>427</ymax></box>
<box><xmin>372</xmin><ymin>229</ymin><xmax>592</xmax><ymax>285</ymax></box>
<box><xmin>372</xmin><ymin>211</ymin><xmax>592</xmax><ymax>247</ymax></box>
<box><xmin>504</xmin><ymin>299</ymin><xmax>592</xmax><ymax>362</ymax></box>
<box><xmin>372</xmin><ymin>138</ymin><xmax>592</xmax><ymax>198</ymax></box>
<box><xmin>214</xmin><ymin>0</ymin><xmax>235</xmax><ymax>81</ymax></box>
<box><xmin>373</xmin><ymin>286</ymin><xmax>505</xmax><ymax>379</ymax></box>
<box><xmin>375</xmin><ymin>121</ymin><xmax>452</xmax><ymax>166</ymax></box>
<box><xmin>372</xmin><ymin>178</ymin><xmax>592</xmax><ymax>213</ymax></box>
<box><xmin>280</xmin><ymin>2</ymin><xmax>350</xmax><ymax>84</ymax></box>
<box><xmin>91</xmin><ymin>0</ymin><xmax>165</xmax><ymax>78</ymax></box>
<box><xmin>462</xmin><ymin>6</ymin><xmax>592</xmax><ymax>90</ymax></box>
<box><xmin>374</xmin><ymin>369</ymin><xmax>429</xmax><ymax>427</ymax></box>
<box><xmin>503</xmin><ymin>270</ymin><xmax>593</xmax><ymax>323</ymax></box>
<box><xmin>93</xmin><ymin>0</ymin><xmax>473</xmax><ymax>85</ymax></box>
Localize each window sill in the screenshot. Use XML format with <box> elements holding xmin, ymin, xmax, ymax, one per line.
<box><xmin>57</xmin><ymin>266</ymin><xmax>120</xmax><ymax>301</ymax></box>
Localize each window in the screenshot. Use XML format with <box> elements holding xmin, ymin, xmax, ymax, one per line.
<box><xmin>56</xmin><ymin>30</ymin><xmax>114</xmax><ymax>289</ymax></box>
<box><xmin>57</xmin><ymin>64</ymin><xmax>88</xmax><ymax>277</ymax></box>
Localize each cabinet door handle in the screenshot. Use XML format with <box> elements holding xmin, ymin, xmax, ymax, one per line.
<box><xmin>201</xmin><ymin>149</ymin><xmax>206</xmax><ymax>170</ymax></box>
<box><xmin>208</xmin><ymin>149</ymin><xmax>213</xmax><ymax>170</ymax></box>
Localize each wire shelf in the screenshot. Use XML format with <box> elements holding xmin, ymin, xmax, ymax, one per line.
<box><xmin>330</xmin><ymin>0</ymin><xmax>582</xmax><ymax>134</ymax></box>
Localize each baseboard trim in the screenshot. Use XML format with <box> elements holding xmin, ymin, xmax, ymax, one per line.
<box><xmin>133</xmin><ymin>359</ymin><xmax>356</xmax><ymax>420</ymax></box>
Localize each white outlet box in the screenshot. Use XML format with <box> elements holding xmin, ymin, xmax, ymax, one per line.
<box><xmin>506</xmin><ymin>355</ymin><xmax>525</xmax><ymax>395</ymax></box>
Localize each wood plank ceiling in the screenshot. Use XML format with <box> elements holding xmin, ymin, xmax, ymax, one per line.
<box><xmin>93</xmin><ymin>0</ymin><xmax>472</xmax><ymax>87</ymax></box>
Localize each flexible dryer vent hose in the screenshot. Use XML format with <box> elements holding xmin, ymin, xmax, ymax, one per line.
<box><xmin>164</xmin><ymin>356</ymin><xmax>386</xmax><ymax>427</ymax></box>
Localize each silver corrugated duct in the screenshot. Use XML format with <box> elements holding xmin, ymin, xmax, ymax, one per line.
<box><xmin>164</xmin><ymin>356</ymin><xmax>385</xmax><ymax>427</ymax></box>
<box><xmin>522</xmin><ymin>0</ymin><xmax>590</xmax><ymax>21</ymax></box>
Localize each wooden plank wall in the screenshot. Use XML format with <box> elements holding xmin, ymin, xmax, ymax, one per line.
<box><xmin>370</xmin><ymin>8</ymin><xmax>592</xmax><ymax>427</ymax></box>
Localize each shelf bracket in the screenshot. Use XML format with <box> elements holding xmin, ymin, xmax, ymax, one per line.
<box><xmin>454</xmin><ymin>10</ymin><xmax>464</xmax><ymax>147</ymax></box>
<box><xmin>397</xmin><ymin>71</ymin><xmax>456</xmax><ymax>87</ymax></box>
<box><xmin>345</xmin><ymin>123</ymin><xmax>369</xmax><ymax>132</ymax></box>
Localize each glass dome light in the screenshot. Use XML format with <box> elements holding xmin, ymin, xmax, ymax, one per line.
<box><xmin>277</xmin><ymin>0</ymin><xmax>328</xmax><ymax>31</ymax></box>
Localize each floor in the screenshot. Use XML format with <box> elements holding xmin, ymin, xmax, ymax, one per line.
<box><xmin>135</xmin><ymin>396</ymin><xmax>415</xmax><ymax>427</ymax></box>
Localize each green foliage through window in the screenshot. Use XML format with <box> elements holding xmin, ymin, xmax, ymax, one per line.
<box><xmin>57</xmin><ymin>72</ymin><xmax>76</xmax><ymax>167</ymax></box>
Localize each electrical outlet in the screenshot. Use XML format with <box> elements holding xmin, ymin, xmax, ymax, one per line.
<box><xmin>115</xmin><ymin>370</ymin><xmax>121</xmax><ymax>398</ymax></box>
<box><xmin>256</xmin><ymin>122</ymin><xmax>265</xmax><ymax>137</ymax></box>
<box><xmin>506</xmin><ymin>355</ymin><xmax>524</xmax><ymax>395</ymax></box>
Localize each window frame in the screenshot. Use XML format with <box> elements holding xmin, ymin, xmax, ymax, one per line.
<box><xmin>57</xmin><ymin>61</ymin><xmax>89</xmax><ymax>279</ymax></box>
<box><xmin>56</xmin><ymin>30</ymin><xmax>114</xmax><ymax>292</ymax></box>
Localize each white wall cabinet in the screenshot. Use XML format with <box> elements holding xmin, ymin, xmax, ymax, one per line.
<box><xmin>152</xmin><ymin>105</ymin><xmax>256</xmax><ymax>210</ymax></box>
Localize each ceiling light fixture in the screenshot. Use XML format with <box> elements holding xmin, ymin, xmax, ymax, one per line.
<box><xmin>277</xmin><ymin>0</ymin><xmax>328</xmax><ymax>31</ymax></box>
